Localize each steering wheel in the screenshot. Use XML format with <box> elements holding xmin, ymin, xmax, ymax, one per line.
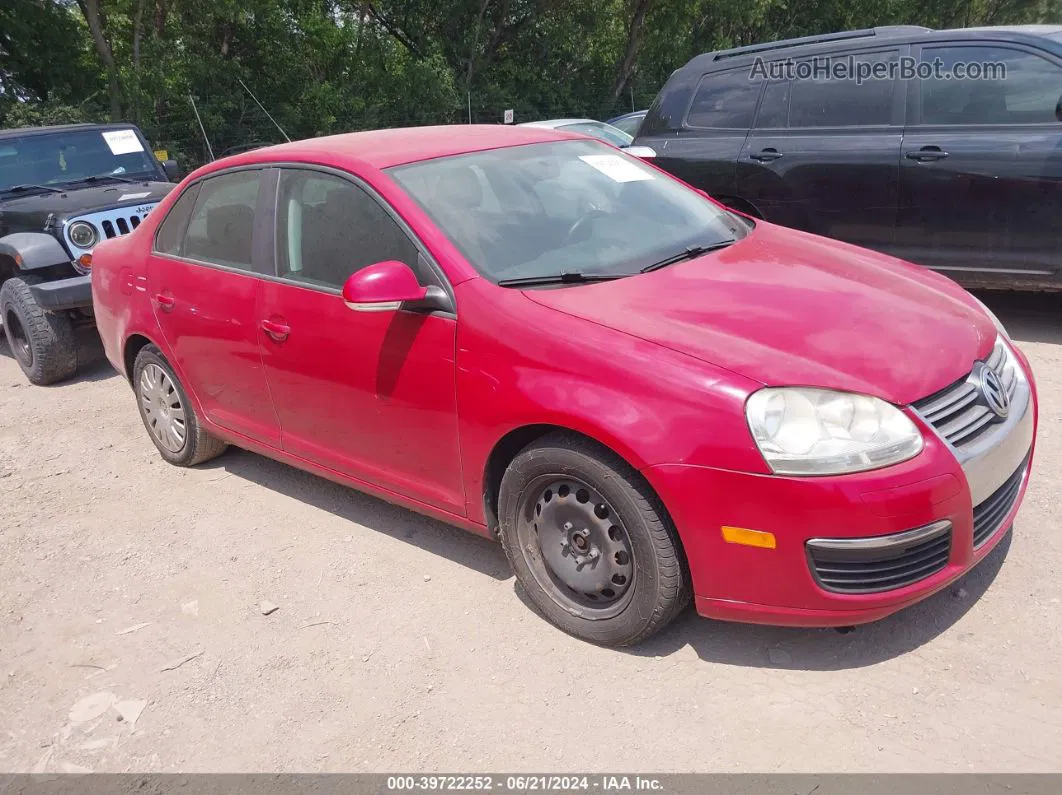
<box><xmin>562</xmin><ymin>208</ymin><xmax>608</xmax><ymax>246</ymax></box>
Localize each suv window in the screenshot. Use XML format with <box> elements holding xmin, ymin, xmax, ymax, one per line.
<box><xmin>686</xmin><ymin>71</ymin><xmax>763</xmax><ymax>129</ymax></box>
<box><xmin>276</xmin><ymin>170</ymin><xmax>420</xmax><ymax>290</ymax></box>
<box><xmin>180</xmin><ymin>171</ymin><xmax>260</xmax><ymax>268</ymax></box>
<box><xmin>154</xmin><ymin>185</ymin><xmax>200</xmax><ymax>255</ymax></box>
<box><xmin>920</xmin><ymin>45</ymin><xmax>1062</xmax><ymax>125</ymax></box>
<box><xmin>788</xmin><ymin>50</ymin><xmax>899</xmax><ymax>127</ymax></box>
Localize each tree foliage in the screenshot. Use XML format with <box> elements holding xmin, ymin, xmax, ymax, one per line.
<box><xmin>2</xmin><ymin>0</ymin><xmax>1059</xmax><ymax>167</ymax></box>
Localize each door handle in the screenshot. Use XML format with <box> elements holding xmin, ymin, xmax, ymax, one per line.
<box><xmin>154</xmin><ymin>292</ymin><xmax>175</xmax><ymax>312</ymax></box>
<box><xmin>260</xmin><ymin>318</ymin><xmax>291</xmax><ymax>342</ymax></box>
<box><xmin>749</xmin><ymin>148</ymin><xmax>783</xmax><ymax>162</ymax></box>
<box><xmin>906</xmin><ymin>147</ymin><xmax>949</xmax><ymax>162</ymax></box>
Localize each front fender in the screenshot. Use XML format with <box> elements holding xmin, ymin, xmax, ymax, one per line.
<box><xmin>0</xmin><ymin>232</ymin><xmax>71</xmax><ymax>271</ymax></box>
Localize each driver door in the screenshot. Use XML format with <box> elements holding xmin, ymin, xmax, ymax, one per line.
<box><xmin>256</xmin><ymin>167</ymin><xmax>464</xmax><ymax>512</ymax></box>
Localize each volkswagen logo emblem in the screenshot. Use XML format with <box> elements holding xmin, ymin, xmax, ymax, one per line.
<box><xmin>976</xmin><ymin>363</ymin><xmax>1010</xmax><ymax>419</ymax></box>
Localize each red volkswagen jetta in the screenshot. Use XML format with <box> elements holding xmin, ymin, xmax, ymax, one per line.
<box><xmin>92</xmin><ymin>126</ymin><xmax>1037</xmax><ymax>646</ymax></box>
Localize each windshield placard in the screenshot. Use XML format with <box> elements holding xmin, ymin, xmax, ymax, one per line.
<box><xmin>102</xmin><ymin>129</ymin><xmax>145</xmax><ymax>155</ymax></box>
<box><xmin>578</xmin><ymin>154</ymin><xmax>654</xmax><ymax>183</ymax></box>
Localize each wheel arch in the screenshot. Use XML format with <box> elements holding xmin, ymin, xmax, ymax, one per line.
<box><xmin>122</xmin><ymin>332</ymin><xmax>159</xmax><ymax>382</ymax></box>
<box><xmin>0</xmin><ymin>233</ymin><xmax>71</xmax><ymax>272</ymax></box>
<box><xmin>480</xmin><ymin>422</ymin><xmax>666</xmax><ymax>538</ymax></box>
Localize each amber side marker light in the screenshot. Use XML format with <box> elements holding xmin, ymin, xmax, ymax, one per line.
<box><xmin>78</xmin><ymin>254</ymin><xmax>92</xmax><ymax>270</ymax></box>
<box><xmin>721</xmin><ymin>526</ymin><xmax>777</xmax><ymax>549</ymax></box>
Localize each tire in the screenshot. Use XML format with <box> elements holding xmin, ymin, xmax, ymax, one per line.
<box><xmin>498</xmin><ymin>432</ymin><xmax>690</xmax><ymax>646</ymax></box>
<box><xmin>0</xmin><ymin>276</ymin><xmax>78</xmax><ymax>385</ymax></box>
<box><xmin>132</xmin><ymin>344</ymin><xmax>228</xmax><ymax>466</ymax></box>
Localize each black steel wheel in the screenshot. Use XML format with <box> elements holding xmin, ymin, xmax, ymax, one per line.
<box><xmin>498</xmin><ymin>432</ymin><xmax>690</xmax><ymax>646</ymax></box>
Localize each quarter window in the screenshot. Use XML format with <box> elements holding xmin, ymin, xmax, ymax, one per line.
<box><xmin>154</xmin><ymin>185</ymin><xmax>199</xmax><ymax>255</ymax></box>
<box><xmin>920</xmin><ymin>46</ymin><xmax>1062</xmax><ymax>125</ymax></box>
<box><xmin>788</xmin><ymin>50</ymin><xmax>898</xmax><ymax>127</ymax></box>
<box><xmin>686</xmin><ymin>71</ymin><xmax>763</xmax><ymax>129</ymax></box>
<box><xmin>180</xmin><ymin>171</ymin><xmax>260</xmax><ymax>268</ymax></box>
<box><xmin>276</xmin><ymin>170</ymin><xmax>420</xmax><ymax>290</ymax></box>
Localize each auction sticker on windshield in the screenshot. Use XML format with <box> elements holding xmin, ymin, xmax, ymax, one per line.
<box><xmin>578</xmin><ymin>154</ymin><xmax>653</xmax><ymax>183</ymax></box>
<box><xmin>102</xmin><ymin>129</ymin><xmax>145</xmax><ymax>155</ymax></box>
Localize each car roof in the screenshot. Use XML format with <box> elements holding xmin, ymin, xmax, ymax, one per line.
<box><xmin>0</xmin><ymin>122</ymin><xmax>142</xmax><ymax>140</ymax></box>
<box><xmin>204</xmin><ymin>124</ymin><xmax>580</xmax><ymax>174</ymax></box>
<box><xmin>685</xmin><ymin>24</ymin><xmax>1062</xmax><ymax>72</ymax></box>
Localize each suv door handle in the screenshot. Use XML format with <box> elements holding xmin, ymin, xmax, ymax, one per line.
<box><xmin>260</xmin><ymin>318</ymin><xmax>291</xmax><ymax>342</ymax></box>
<box><xmin>906</xmin><ymin>146</ymin><xmax>949</xmax><ymax>162</ymax></box>
<box><xmin>749</xmin><ymin>148</ymin><xmax>783</xmax><ymax>162</ymax></box>
<box><xmin>154</xmin><ymin>292</ymin><xmax>175</xmax><ymax>312</ymax></box>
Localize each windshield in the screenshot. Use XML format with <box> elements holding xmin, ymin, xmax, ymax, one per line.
<box><xmin>556</xmin><ymin>122</ymin><xmax>633</xmax><ymax>148</ymax></box>
<box><xmin>388</xmin><ymin>139</ymin><xmax>746</xmax><ymax>283</ymax></box>
<box><xmin>0</xmin><ymin>128</ymin><xmax>161</xmax><ymax>193</ymax></box>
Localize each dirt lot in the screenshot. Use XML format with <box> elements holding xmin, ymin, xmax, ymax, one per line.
<box><xmin>1</xmin><ymin>291</ymin><xmax>1060</xmax><ymax>774</ymax></box>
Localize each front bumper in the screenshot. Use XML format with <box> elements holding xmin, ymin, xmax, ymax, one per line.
<box><xmin>644</xmin><ymin>345</ymin><xmax>1038</xmax><ymax>628</ymax></box>
<box><xmin>30</xmin><ymin>275</ymin><xmax>93</xmax><ymax>311</ymax></box>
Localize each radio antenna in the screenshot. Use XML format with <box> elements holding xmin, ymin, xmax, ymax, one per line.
<box><xmin>238</xmin><ymin>78</ymin><xmax>292</xmax><ymax>143</ymax></box>
<box><xmin>188</xmin><ymin>94</ymin><xmax>215</xmax><ymax>161</ymax></box>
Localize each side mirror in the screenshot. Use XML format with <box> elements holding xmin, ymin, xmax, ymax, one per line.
<box><xmin>162</xmin><ymin>159</ymin><xmax>180</xmax><ymax>181</ymax></box>
<box><xmin>623</xmin><ymin>145</ymin><xmax>657</xmax><ymax>158</ymax></box>
<box><xmin>342</xmin><ymin>260</ymin><xmax>428</xmax><ymax>313</ymax></box>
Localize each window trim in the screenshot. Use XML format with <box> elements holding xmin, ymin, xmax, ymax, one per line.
<box><xmin>906</xmin><ymin>40</ymin><xmax>1062</xmax><ymax>128</ymax></box>
<box><xmin>150</xmin><ymin>164</ymin><xmax>275</xmax><ymax>278</ymax></box>
<box><xmin>683</xmin><ymin>67</ymin><xmax>766</xmax><ymax>131</ymax></box>
<box><xmin>264</xmin><ymin>163</ymin><xmax>456</xmax><ymax>312</ymax></box>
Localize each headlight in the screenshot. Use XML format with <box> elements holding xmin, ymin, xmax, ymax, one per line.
<box><xmin>746</xmin><ymin>388</ymin><xmax>924</xmax><ymax>476</ymax></box>
<box><xmin>972</xmin><ymin>296</ymin><xmax>1009</xmax><ymax>340</ymax></box>
<box><xmin>68</xmin><ymin>221</ymin><xmax>98</xmax><ymax>249</ymax></box>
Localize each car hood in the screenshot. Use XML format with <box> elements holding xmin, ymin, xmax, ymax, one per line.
<box><xmin>0</xmin><ymin>181</ymin><xmax>173</xmax><ymax>218</ymax></box>
<box><xmin>523</xmin><ymin>223</ymin><xmax>997</xmax><ymax>405</ymax></box>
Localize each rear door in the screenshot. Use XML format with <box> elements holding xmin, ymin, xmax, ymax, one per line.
<box><xmin>896</xmin><ymin>41</ymin><xmax>1062</xmax><ymax>285</ymax></box>
<box><xmin>738</xmin><ymin>47</ymin><xmax>905</xmax><ymax>250</ymax></box>
<box><xmin>147</xmin><ymin>168</ymin><xmax>280</xmax><ymax>446</ymax></box>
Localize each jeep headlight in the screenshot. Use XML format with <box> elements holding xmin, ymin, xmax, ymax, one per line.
<box><xmin>746</xmin><ymin>388</ymin><xmax>923</xmax><ymax>476</ymax></box>
<box><xmin>68</xmin><ymin>221</ymin><xmax>98</xmax><ymax>249</ymax></box>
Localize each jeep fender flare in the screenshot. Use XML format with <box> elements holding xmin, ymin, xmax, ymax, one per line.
<box><xmin>0</xmin><ymin>232</ymin><xmax>71</xmax><ymax>274</ymax></box>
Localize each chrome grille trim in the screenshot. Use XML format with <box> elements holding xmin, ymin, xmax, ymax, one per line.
<box><xmin>62</xmin><ymin>203</ymin><xmax>160</xmax><ymax>256</ymax></box>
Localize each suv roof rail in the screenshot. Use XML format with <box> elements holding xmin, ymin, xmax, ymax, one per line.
<box><xmin>712</xmin><ymin>25</ymin><xmax>932</xmax><ymax>61</ymax></box>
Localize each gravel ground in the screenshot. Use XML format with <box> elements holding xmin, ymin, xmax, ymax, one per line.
<box><xmin>0</xmin><ymin>290</ymin><xmax>1060</xmax><ymax>774</ymax></box>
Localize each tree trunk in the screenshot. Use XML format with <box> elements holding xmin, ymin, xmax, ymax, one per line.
<box><xmin>77</xmin><ymin>0</ymin><xmax>123</xmax><ymax>120</ymax></box>
<box><xmin>606</xmin><ymin>0</ymin><xmax>652</xmax><ymax>107</ymax></box>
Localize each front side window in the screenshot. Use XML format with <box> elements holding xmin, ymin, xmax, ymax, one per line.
<box><xmin>276</xmin><ymin>170</ymin><xmax>420</xmax><ymax>290</ymax></box>
<box><xmin>180</xmin><ymin>170</ymin><xmax>260</xmax><ymax>269</ymax></box>
<box><xmin>920</xmin><ymin>45</ymin><xmax>1062</xmax><ymax>125</ymax></box>
<box><xmin>686</xmin><ymin>70</ymin><xmax>763</xmax><ymax>129</ymax></box>
<box><xmin>388</xmin><ymin>139</ymin><xmax>747</xmax><ymax>284</ymax></box>
<box><xmin>0</xmin><ymin>128</ymin><xmax>162</xmax><ymax>194</ymax></box>
<box><xmin>788</xmin><ymin>50</ymin><xmax>899</xmax><ymax>127</ymax></box>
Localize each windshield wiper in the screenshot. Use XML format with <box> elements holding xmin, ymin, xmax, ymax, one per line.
<box><xmin>65</xmin><ymin>173</ymin><xmax>137</xmax><ymax>186</ymax></box>
<box><xmin>1</xmin><ymin>183</ymin><xmax>63</xmax><ymax>195</ymax></box>
<box><xmin>640</xmin><ymin>240</ymin><xmax>736</xmax><ymax>273</ymax></box>
<box><xmin>497</xmin><ymin>272</ymin><xmax>631</xmax><ymax>288</ymax></box>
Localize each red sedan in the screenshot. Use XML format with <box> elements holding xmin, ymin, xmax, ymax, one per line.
<box><xmin>91</xmin><ymin>125</ymin><xmax>1037</xmax><ymax>646</ymax></box>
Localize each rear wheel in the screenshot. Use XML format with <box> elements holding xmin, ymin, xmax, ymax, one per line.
<box><xmin>132</xmin><ymin>345</ymin><xmax>227</xmax><ymax>466</ymax></box>
<box><xmin>0</xmin><ymin>276</ymin><xmax>77</xmax><ymax>385</ymax></box>
<box><xmin>498</xmin><ymin>433</ymin><xmax>690</xmax><ymax>646</ymax></box>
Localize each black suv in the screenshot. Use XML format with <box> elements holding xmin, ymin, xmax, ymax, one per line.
<box><xmin>0</xmin><ymin>123</ymin><xmax>176</xmax><ymax>384</ymax></box>
<box><xmin>636</xmin><ymin>25</ymin><xmax>1062</xmax><ymax>291</ymax></box>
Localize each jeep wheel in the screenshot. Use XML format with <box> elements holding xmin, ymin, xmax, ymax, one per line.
<box><xmin>0</xmin><ymin>276</ymin><xmax>77</xmax><ymax>385</ymax></box>
<box><xmin>132</xmin><ymin>344</ymin><xmax>228</xmax><ymax>466</ymax></box>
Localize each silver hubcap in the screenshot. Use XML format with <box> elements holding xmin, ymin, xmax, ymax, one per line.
<box><xmin>139</xmin><ymin>363</ymin><xmax>187</xmax><ymax>453</ymax></box>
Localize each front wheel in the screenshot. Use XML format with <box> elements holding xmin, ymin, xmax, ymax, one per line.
<box><xmin>0</xmin><ymin>277</ymin><xmax>77</xmax><ymax>385</ymax></box>
<box><xmin>498</xmin><ymin>433</ymin><xmax>690</xmax><ymax>646</ymax></box>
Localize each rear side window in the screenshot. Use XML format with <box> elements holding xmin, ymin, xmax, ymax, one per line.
<box><xmin>755</xmin><ymin>80</ymin><xmax>792</xmax><ymax>128</ymax></box>
<box><xmin>788</xmin><ymin>50</ymin><xmax>899</xmax><ymax>127</ymax></box>
<box><xmin>180</xmin><ymin>170</ymin><xmax>260</xmax><ymax>269</ymax></box>
<box><xmin>686</xmin><ymin>71</ymin><xmax>763</xmax><ymax>129</ymax></box>
<box><xmin>154</xmin><ymin>185</ymin><xmax>200</xmax><ymax>255</ymax></box>
<box><xmin>920</xmin><ymin>45</ymin><xmax>1062</xmax><ymax>125</ymax></box>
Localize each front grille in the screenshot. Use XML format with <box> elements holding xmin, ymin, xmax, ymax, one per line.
<box><xmin>65</xmin><ymin>204</ymin><xmax>158</xmax><ymax>256</ymax></box>
<box><xmin>807</xmin><ymin>521</ymin><xmax>952</xmax><ymax>594</ymax></box>
<box><xmin>972</xmin><ymin>458</ymin><xmax>1027</xmax><ymax>547</ymax></box>
<box><xmin>912</xmin><ymin>339</ymin><xmax>1017</xmax><ymax>451</ymax></box>
<box><xmin>101</xmin><ymin>212</ymin><xmax>145</xmax><ymax>239</ymax></box>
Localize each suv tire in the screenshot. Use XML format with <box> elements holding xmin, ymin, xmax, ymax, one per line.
<box><xmin>0</xmin><ymin>276</ymin><xmax>78</xmax><ymax>385</ymax></box>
